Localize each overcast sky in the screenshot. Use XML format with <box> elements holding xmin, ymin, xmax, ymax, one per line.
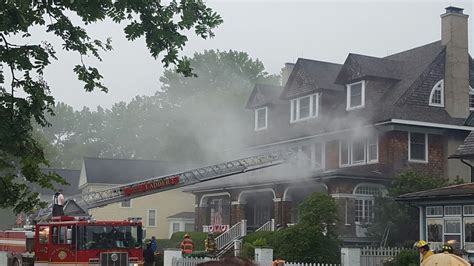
<box><xmin>42</xmin><ymin>0</ymin><xmax>474</xmax><ymax>110</ymax></box>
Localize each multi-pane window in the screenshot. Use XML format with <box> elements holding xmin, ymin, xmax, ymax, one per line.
<box><xmin>346</xmin><ymin>81</ymin><xmax>365</xmax><ymax>110</ymax></box>
<box><xmin>290</xmin><ymin>93</ymin><xmax>319</xmax><ymax>122</ymax></box>
<box><xmin>465</xmin><ymin>218</ymin><xmax>474</xmax><ymax>250</ymax></box>
<box><xmin>351</xmin><ymin>139</ymin><xmax>366</xmax><ymax>164</ymax></box>
<box><xmin>427</xmin><ymin>219</ymin><xmax>443</xmax><ymax>243</ymax></box>
<box><xmin>469</xmin><ymin>86</ymin><xmax>474</xmax><ymax>112</ymax></box>
<box><xmin>367</xmin><ymin>136</ymin><xmax>378</xmax><ymax>162</ymax></box>
<box><xmin>185</xmin><ymin>223</ymin><xmax>194</xmax><ymax>232</ymax></box>
<box><xmin>464</xmin><ymin>205</ymin><xmax>474</xmax><ymax>216</ymax></box>
<box><xmin>255</xmin><ymin>107</ymin><xmax>268</xmax><ymax>130</ymax></box>
<box><xmin>426</xmin><ymin>206</ymin><xmax>443</xmax><ymax>217</ymax></box>
<box><xmin>294</xmin><ymin>142</ymin><xmax>325</xmax><ymax>169</ymax></box>
<box><xmin>445</xmin><ymin>206</ymin><xmax>462</xmax><ymax>216</ymax></box>
<box><xmin>121</xmin><ymin>199</ymin><xmax>131</xmax><ymax>208</ymax></box>
<box><xmin>340</xmin><ymin>135</ymin><xmax>379</xmax><ymax>166</ymax></box>
<box><xmin>429</xmin><ymin>80</ymin><xmax>444</xmax><ymax>107</ymax></box>
<box><xmin>148</xmin><ymin>209</ymin><xmax>157</xmax><ymax>227</ymax></box>
<box><xmin>409</xmin><ymin>132</ymin><xmax>428</xmax><ymax>162</ymax></box>
<box><xmin>354</xmin><ymin>184</ymin><xmax>384</xmax><ymax>224</ymax></box>
<box><xmin>172</xmin><ymin>222</ymin><xmax>180</xmax><ymax>233</ymax></box>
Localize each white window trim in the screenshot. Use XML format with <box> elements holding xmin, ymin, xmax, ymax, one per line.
<box><xmin>367</xmin><ymin>135</ymin><xmax>379</xmax><ymax>164</ymax></box>
<box><xmin>290</xmin><ymin>93</ymin><xmax>319</xmax><ymax>123</ymax></box>
<box><xmin>339</xmin><ymin>136</ymin><xmax>379</xmax><ymax>167</ymax></box>
<box><xmin>147</xmin><ymin>209</ymin><xmax>157</xmax><ymax>227</ymax></box>
<box><xmin>312</xmin><ymin>142</ymin><xmax>326</xmax><ymax>170</ymax></box>
<box><xmin>426</xmin><ymin>217</ymin><xmax>443</xmax><ymax>244</ymax></box>
<box><xmin>350</xmin><ymin>139</ymin><xmax>367</xmax><ymax>166</ymax></box>
<box><xmin>443</xmin><ymin>217</ymin><xmax>462</xmax><ymax>235</ymax></box>
<box><xmin>469</xmin><ymin>86</ymin><xmax>474</xmax><ymax>111</ymax></box>
<box><xmin>120</xmin><ymin>199</ymin><xmax>132</xmax><ymax>208</ymax></box>
<box><xmin>354</xmin><ymin>198</ymin><xmax>374</xmax><ymax>225</ymax></box>
<box><xmin>408</xmin><ymin>132</ymin><xmax>429</xmax><ymax>163</ymax></box>
<box><xmin>429</xmin><ymin>79</ymin><xmax>444</xmax><ymax>107</ymax></box>
<box><xmin>254</xmin><ymin>107</ymin><xmax>268</xmax><ymax>131</ymax></box>
<box><xmin>346</xmin><ymin>80</ymin><xmax>365</xmax><ymax>111</ymax></box>
<box><xmin>426</xmin><ymin>206</ymin><xmax>443</xmax><ymax>217</ymax></box>
<box><xmin>339</xmin><ymin>139</ymin><xmax>350</xmax><ymax>167</ymax></box>
<box><xmin>464</xmin><ymin>205</ymin><xmax>474</xmax><ymax>216</ymax></box>
<box><xmin>444</xmin><ymin>206</ymin><xmax>462</xmax><ymax>217</ymax></box>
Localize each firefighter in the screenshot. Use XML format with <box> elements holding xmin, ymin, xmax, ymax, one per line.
<box><xmin>441</xmin><ymin>243</ymin><xmax>454</xmax><ymax>254</ymax></box>
<box><xmin>52</xmin><ymin>189</ymin><xmax>65</xmax><ymax>216</ymax></box>
<box><xmin>180</xmin><ymin>234</ymin><xmax>194</xmax><ymax>255</ymax></box>
<box><xmin>415</xmin><ymin>240</ymin><xmax>434</xmax><ymax>262</ymax></box>
<box><xmin>205</xmin><ymin>233</ymin><xmax>216</xmax><ymax>255</ymax></box>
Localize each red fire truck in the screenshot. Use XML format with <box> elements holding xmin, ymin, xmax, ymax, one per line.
<box><xmin>0</xmin><ymin>151</ymin><xmax>288</xmax><ymax>265</ymax></box>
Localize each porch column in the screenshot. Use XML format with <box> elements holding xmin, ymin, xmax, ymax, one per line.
<box><xmin>274</xmin><ymin>198</ymin><xmax>292</xmax><ymax>226</ymax></box>
<box><xmin>231</xmin><ymin>201</ymin><xmax>245</xmax><ymax>225</ymax></box>
<box><xmin>196</xmin><ymin>205</ymin><xmax>208</xmax><ymax>232</ymax></box>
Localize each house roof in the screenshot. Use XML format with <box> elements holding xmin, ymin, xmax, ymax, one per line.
<box><xmin>83</xmin><ymin>157</ymin><xmax>190</xmax><ymax>185</ymax></box>
<box><xmin>280</xmin><ymin>58</ymin><xmax>343</xmax><ymax>100</ymax></box>
<box><xmin>450</xmin><ymin>131</ymin><xmax>474</xmax><ymax>159</ymax></box>
<box><xmin>246</xmin><ymin>84</ymin><xmax>284</xmax><ymax>109</ymax></box>
<box><xmin>335</xmin><ymin>53</ymin><xmax>403</xmax><ymax>84</ymax></box>
<box><xmin>167</xmin><ymin>212</ymin><xmax>195</xmax><ymax>220</ymax></box>
<box><xmin>30</xmin><ymin>168</ymin><xmax>81</xmax><ymax>196</ymax></box>
<box><xmin>397</xmin><ymin>183</ymin><xmax>474</xmax><ymax>202</ymax></box>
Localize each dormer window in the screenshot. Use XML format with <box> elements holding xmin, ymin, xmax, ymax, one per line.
<box><xmin>290</xmin><ymin>93</ymin><xmax>319</xmax><ymax>123</ymax></box>
<box><xmin>429</xmin><ymin>80</ymin><xmax>444</xmax><ymax>107</ymax></box>
<box><xmin>254</xmin><ymin>107</ymin><xmax>268</xmax><ymax>130</ymax></box>
<box><xmin>346</xmin><ymin>81</ymin><xmax>365</xmax><ymax>110</ymax></box>
<box><xmin>469</xmin><ymin>86</ymin><xmax>474</xmax><ymax>111</ymax></box>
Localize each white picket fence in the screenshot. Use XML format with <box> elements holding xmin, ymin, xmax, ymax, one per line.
<box><xmin>172</xmin><ymin>257</ymin><xmax>339</xmax><ymax>266</ymax></box>
<box><xmin>360</xmin><ymin>247</ymin><xmax>405</xmax><ymax>266</ymax></box>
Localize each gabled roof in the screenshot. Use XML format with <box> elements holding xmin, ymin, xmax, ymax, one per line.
<box><xmin>280</xmin><ymin>58</ymin><xmax>343</xmax><ymax>100</ymax></box>
<box><xmin>450</xmin><ymin>131</ymin><xmax>474</xmax><ymax>159</ymax></box>
<box><xmin>245</xmin><ymin>84</ymin><xmax>283</xmax><ymax>109</ymax></box>
<box><xmin>335</xmin><ymin>53</ymin><xmax>403</xmax><ymax>84</ymax></box>
<box><xmin>397</xmin><ymin>183</ymin><xmax>474</xmax><ymax>202</ymax></box>
<box><xmin>83</xmin><ymin>157</ymin><xmax>189</xmax><ymax>185</ymax></box>
<box><xmin>30</xmin><ymin>168</ymin><xmax>81</xmax><ymax>196</ymax></box>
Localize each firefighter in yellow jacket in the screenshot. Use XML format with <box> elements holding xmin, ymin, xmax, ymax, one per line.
<box><xmin>204</xmin><ymin>233</ymin><xmax>216</xmax><ymax>255</ymax></box>
<box><xmin>415</xmin><ymin>240</ymin><xmax>434</xmax><ymax>263</ymax></box>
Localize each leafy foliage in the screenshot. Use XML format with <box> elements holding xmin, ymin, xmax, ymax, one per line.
<box><xmin>242</xmin><ymin>193</ymin><xmax>340</xmax><ymax>263</ymax></box>
<box><xmin>368</xmin><ymin>171</ymin><xmax>463</xmax><ymax>246</ymax></box>
<box><xmin>383</xmin><ymin>250</ymin><xmax>419</xmax><ymax>266</ymax></box>
<box><xmin>0</xmin><ymin>1</ymin><xmax>222</xmax><ymax>213</ymax></box>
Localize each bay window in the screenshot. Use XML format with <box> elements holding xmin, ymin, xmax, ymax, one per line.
<box><xmin>339</xmin><ymin>135</ymin><xmax>378</xmax><ymax>167</ymax></box>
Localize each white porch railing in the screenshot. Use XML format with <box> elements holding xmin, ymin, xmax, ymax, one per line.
<box><xmin>216</xmin><ymin>219</ymin><xmax>247</xmax><ymax>250</ymax></box>
<box><xmin>255</xmin><ymin>219</ymin><xmax>275</xmax><ymax>232</ymax></box>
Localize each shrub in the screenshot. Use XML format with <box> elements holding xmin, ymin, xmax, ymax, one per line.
<box><xmin>383</xmin><ymin>250</ymin><xmax>419</xmax><ymax>266</ymax></box>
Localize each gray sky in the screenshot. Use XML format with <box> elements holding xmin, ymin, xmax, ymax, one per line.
<box><xmin>43</xmin><ymin>0</ymin><xmax>474</xmax><ymax>110</ymax></box>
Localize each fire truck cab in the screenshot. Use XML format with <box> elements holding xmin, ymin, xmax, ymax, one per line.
<box><xmin>1</xmin><ymin>216</ymin><xmax>144</xmax><ymax>265</ymax></box>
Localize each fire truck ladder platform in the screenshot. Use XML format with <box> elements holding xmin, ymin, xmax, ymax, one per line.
<box><xmin>63</xmin><ymin>150</ymin><xmax>292</xmax><ymax>214</ymax></box>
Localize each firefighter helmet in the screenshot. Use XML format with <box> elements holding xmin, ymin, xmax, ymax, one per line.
<box><xmin>414</xmin><ymin>240</ymin><xmax>429</xmax><ymax>248</ymax></box>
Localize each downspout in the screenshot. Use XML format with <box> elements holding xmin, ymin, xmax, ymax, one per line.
<box><xmin>460</xmin><ymin>159</ymin><xmax>474</xmax><ymax>182</ymax></box>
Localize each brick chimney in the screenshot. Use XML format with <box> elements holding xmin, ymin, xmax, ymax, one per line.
<box><xmin>281</xmin><ymin>63</ymin><xmax>295</xmax><ymax>87</ymax></box>
<box><xmin>441</xmin><ymin>6</ymin><xmax>470</xmax><ymax>118</ymax></box>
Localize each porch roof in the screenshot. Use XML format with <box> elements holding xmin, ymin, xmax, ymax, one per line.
<box><xmin>397</xmin><ymin>183</ymin><xmax>474</xmax><ymax>202</ymax></box>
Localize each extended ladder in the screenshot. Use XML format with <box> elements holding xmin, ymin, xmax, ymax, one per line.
<box><xmin>68</xmin><ymin>150</ymin><xmax>293</xmax><ymax>212</ymax></box>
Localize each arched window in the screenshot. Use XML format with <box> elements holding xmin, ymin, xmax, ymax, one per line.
<box><xmin>469</xmin><ymin>86</ymin><xmax>474</xmax><ymax>111</ymax></box>
<box><xmin>353</xmin><ymin>184</ymin><xmax>386</xmax><ymax>224</ymax></box>
<box><xmin>429</xmin><ymin>80</ymin><xmax>444</xmax><ymax>107</ymax></box>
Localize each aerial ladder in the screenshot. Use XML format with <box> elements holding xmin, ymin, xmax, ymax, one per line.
<box><xmin>34</xmin><ymin>149</ymin><xmax>294</xmax><ymax>221</ymax></box>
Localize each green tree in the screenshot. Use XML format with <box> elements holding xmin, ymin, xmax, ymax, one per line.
<box><xmin>1</xmin><ymin>1</ymin><xmax>222</xmax><ymax>213</ymax></box>
<box><xmin>275</xmin><ymin>193</ymin><xmax>340</xmax><ymax>263</ymax></box>
<box><xmin>368</xmin><ymin>171</ymin><xmax>462</xmax><ymax>247</ymax></box>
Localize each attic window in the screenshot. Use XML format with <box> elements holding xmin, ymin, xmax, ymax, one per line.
<box><xmin>469</xmin><ymin>86</ymin><xmax>474</xmax><ymax>111</ymax></box>
<box><xmin>346</xmin><ymin>81</ymin><xmax>365</xmax><ymax>110</ymax></box>
<box><xmin>429</xmin><ymin>80</ymin><xmax>444</xmax><ymax>107</ymax></box>
<box><xmin>254</xmin><ymin>107</ymin><xmax>268</xmax><ymax>131</ymax></box>
<box><xmin>290</xmin><ymin>93</ymin><xmax>319</xmax><ymax>123</ymax></box>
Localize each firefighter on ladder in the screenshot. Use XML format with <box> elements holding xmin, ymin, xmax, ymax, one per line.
<box><xmin>180</xmin><ymin>234</ymin><xmax>194</xmax><ymax>255</ymax></box>
<box><xmin>52</xmin><ymin>189</ymin><xmax>65</xmax><ymax>216</ymax></box>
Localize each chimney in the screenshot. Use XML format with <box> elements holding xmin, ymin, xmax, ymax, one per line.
<box><xmin>441</xmin><ymin>6</ymin><xmax>470</xmax><ymax>118</ymax></box>
<box><xmin>281</xmin><ymin>63</ymin><xmax>295</xmax><ymax>87</ymax></box>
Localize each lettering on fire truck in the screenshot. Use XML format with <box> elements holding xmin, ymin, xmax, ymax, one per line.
<box><xmin>122</xmin><ymin>175</ymin><xmax>180</xmax><ymax>196</ymax></box>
